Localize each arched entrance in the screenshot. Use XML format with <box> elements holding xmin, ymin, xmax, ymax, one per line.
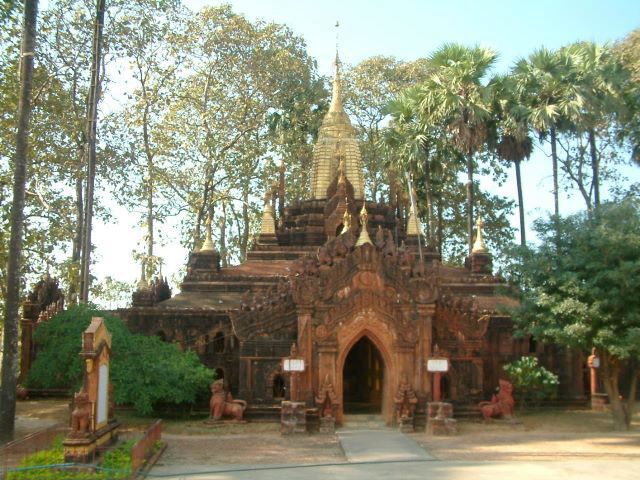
<box><xmin>342</xmin><ymin>336</ymin><xmax>385</xmax><ymax>414</ymax></box>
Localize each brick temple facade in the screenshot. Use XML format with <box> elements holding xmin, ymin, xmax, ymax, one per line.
<box><xmin>119</xmin><ymin>53</ymin><xmax>585</xmax><ymax>424</ymax></box>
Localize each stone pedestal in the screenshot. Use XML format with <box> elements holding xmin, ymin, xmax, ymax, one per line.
<box><xmin>281</xmin><ymin>401</ymin><xmax>306</xmax><ymax>435</ymax></box>
<box><xmin>398</xmin><ymin>416</ymin><xmax>415</xmax><ymax>433</ymax></box>
<box><xmin>591</xmin><ymin>393</ymin><xmax>608</xmax><ymax>411</ymax></box>
<box><xmin>319</xmin><ymin>416</ymin><xmax>336</xmax><ymax>434</ymax></box>
<box><xmin>426</xmin><ymin>402</ymin><xmax>457</xmax><ymax>436</ymax></box>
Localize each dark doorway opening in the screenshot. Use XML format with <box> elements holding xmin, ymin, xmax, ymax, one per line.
<box><xmin>343</xmin><ymin>336</ymin><xmax>384</xmax><ymax>414</ymax></box>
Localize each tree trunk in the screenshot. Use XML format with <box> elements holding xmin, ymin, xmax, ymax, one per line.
<box><xmin>437</xmin><ymin>196</ymin><xmax>443</xmax><ymax>255</ymax></box>
<box><xmin>515</xmin><ymin>159</ymin><xmax>526</xmax><ymax>246</ymax></box>
<box><xmin>240</xmin><ymin>188</ymin><xmax>250</xmax><ymax>261</ymax></box>
<box><xmin>550</xmin><ymin>127</ymin><xmax>559</xmax><ymax>217</ymax></box>
<box><xmin>588</xmin><ymin>128</ymin><xmax>600</xmax><ymax>208</ymax></box>
<box><xmin>423</xmin><ymin>148</ymin><xmax>434</xmax><ymax>246</ymax></box>
<box><xmin>79</xmin><ymin>0</ymin><xmax>106</xmax><ymax>303</ymax></box>
<box><xmin>220</xmin><ymin>201</ymin><xmax>228</xmax><ymax>268</ymax></box>
<box><xmin>600</xmin><ymin>351</ymin><xmax>629</xmax><ymax>431</ymax></box>
<box><xmin>0</xmin><ymin>0</ymin><xmax>38</xmax><ymax>443</ymax></box>
<box><xmin>466</xmin><ymin>153</ymin><xmax>474</xmax><ymax>256</ymax></box>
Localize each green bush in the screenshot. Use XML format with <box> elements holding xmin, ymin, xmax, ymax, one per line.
<box><xmin>27</xmin><ymin>304</ymin><xmax>213</xmax><ymax>415</ymax></box>
<box><xmin>7</xmin><ymin>436</ymin><xmax>133</xmax><ymax>480</ymax></box>
<box><xmin>503</xmin><ymin>356</ymin><xmax>559</xmax><ymax>408</ymax></box>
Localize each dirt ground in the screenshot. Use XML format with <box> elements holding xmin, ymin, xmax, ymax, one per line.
<box><xmin>7</xmin><ymin>399</ymin><xmax>640</xmax><ymax>464</ymax></box>
<box><xmin>412</xmin><ymin>407</ymin><xmax>640</xmax><ymax>461</ymax></box>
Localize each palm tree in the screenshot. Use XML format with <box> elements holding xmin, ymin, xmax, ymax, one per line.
<box><xmin>419</xmin><ymin>44</ymin><xmax>497</xmax><ymax>255</ymax></box>
<box><xmin>0</xmin><ymin>0</ymin><xmax>39</xmax><ymax>443</ymax></box>
<box><xmin>564</xmin><ymin>41</ymin><xmax>625</xmax><ymax>208</ymax></box>
<box><xmin>492</xmin><ymin>75</ymin><xmax>533</xmax><ymax>246</ymax></box>
<box><xmin>384</xmin><ymin>88</ymin><xmax>436</xmax><ymax>242</ymax></box>
<box><xmin>512</xmin><ymin>48</ymin><xmax>578</xmax><ymax>218</ymax></box>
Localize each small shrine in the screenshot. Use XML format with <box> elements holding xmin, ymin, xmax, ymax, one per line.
<box><xmin>63</xmin><ymin>317</ymin><xmax>119</xmax><ymax>463</ymax></box>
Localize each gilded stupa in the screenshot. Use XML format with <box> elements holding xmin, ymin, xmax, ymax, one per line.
<box><xmin>309</xmin><ymin>52</ymin><xmax>364</xmax><ymax>200</ymax></box>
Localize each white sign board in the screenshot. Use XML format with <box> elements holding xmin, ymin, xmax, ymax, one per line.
<box><xmin>591</xmin><ymin>357</ymin><xmax>600</xmax><ymax>368</ymax></box>
<box><xmin>427</xmin><ymin>358</ymin><xmax>449</xmax><ymax>372</ymax></box>
<box><xmin>97</xmin><ymin>364</ymin><xmax>109</xmax><ymax>425</ymax></box>
<box><xmin>283</xmin><ymin>358</ymin><xmax>305</xmax><ymax>372</ymax></box>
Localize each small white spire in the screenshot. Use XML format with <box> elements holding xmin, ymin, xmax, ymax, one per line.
<box><xmin>200</xmin><ymin>214</ymin><xmax>215</xmax><ymax>252</ymax></box>
<box><xmin>472</xmin><ymin>216</ymin><xmax>488</xmax><ymax>253</ymax></box>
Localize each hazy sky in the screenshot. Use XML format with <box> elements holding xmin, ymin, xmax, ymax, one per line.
<box><xmin>92</xmin><ymin>0</ymin><xmax>640</xmax><ymax>305</ymax></box>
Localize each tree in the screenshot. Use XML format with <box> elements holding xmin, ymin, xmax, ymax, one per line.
<box><xmin>564</xmin><ymin>41</ymin><xmax>626</xmax><ymax>208</ymax></box>
<box><xmin>0</xmin><ymin>0</ymin><xmax>38</xmax><ymax>443</ymax></box>
<box><xmin>419</xmin><ymin>44</ymin><xmax>498</xmax><ymax>255</ymax></box>
<box><xmin>510</xmin><ymin>197</ymin><xmax>640</xmax><ymax>430</ymax></box>
<box><xmin>342</xmin><ymin>56</ymin><xmax>431</xmax><ymax>202</ymax></box>
<box><xmin>614</xmin><ymin>28</ymin><xmax>640</xmax><ymax>164</ymax></box>
<box><xmin>107</xmin><ymin>0</ymin><xmax>186</xmax><ymax>279</ymax></box>
<box><xmin>27</xmin><ymin>304</ymin><xmax>213</xmax><ymax>415</ymax></box>
<box><xmin>492</xmin><ymin>74</ymin><xmax>533</xmax><ymax>246</ymax></box>
<box><xmin>155</xmin><ymin>5</ymin><xmax>323</xmax><ymax>259</ymax></box>
<box><xmin>79</xmin><ymin>0</ymin><xmax>106</xmax><ymax>303</ymax></box>
<box><xmin>512</xmin><ymin>48</ymin><xmax>579</xmax><ymax>218</ymax></box>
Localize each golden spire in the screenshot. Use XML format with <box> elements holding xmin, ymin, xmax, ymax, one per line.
<box><xmin>200</xmin><ymin>214</ymin><xmax>215</xmax><ymax>252</ymax></box>
<box><xmin>329</xmin><ymin>51</ymin><xmax>344</xmax><ymax>114</ymax></box>
<box><xmin>308</xmin><ymin>27</ymin><xmax>364</xmax><ymax>201</ymax></box>
<box><xmin>355</xmin><ymin>203</ymin><xmax>372</xmax><ymax>246</ymax></box>
<box><xmin>472</xmin><ymin>216</ymin><xmax>488</xmax><ymax>253</ymax></box>
<box><xmin>340</xmin><ymin>197</ymin><xmax>351</xmax><ymax>235</ymax></box>
<box><xmin>406</xmin><ymin>203</ymin><xmax>422</xmax><ymax>236</ymax></box>
<box><xmin>260</xmin><ymin>192</ymin><xmax>276</xmax><ymax>235</ymax></box>
<box><xmin>137</xmin><ymin>258</ymin><xmax>148</xmax><ymax>290</ymax></box>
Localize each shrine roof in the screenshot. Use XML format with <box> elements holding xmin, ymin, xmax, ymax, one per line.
<box><xmin>155</xmin><ymin>291</ymin><xmax>243</xmax><ymax>310</ymax></box>
<box><xmin>218</xmin><ymin>259</ymin><xmax>294</xmax><ymax>277</ymax></box>
<box><xmin>474</xmin><ymin>294</ymin><xmax>519</xmax><ymax>313</ymax></box>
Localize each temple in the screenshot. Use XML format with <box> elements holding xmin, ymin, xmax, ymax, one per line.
<box><xmin>115</xmin><ymin>52</ymin><xmax>584</xmax><ymax>424</ymax></box>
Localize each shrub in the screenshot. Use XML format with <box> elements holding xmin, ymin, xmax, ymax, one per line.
<box><xmin>7</xmin><ymin>436</ymin><xmax>133</xmax><ymax>480</ymax></box>
<box><xmin>27</xmin><ymin>304</ymin><xmax>213</xmax><ymax>415</ymax></box>
<box><xmin>503</xmin><ymin>356</ymin><xmax>559</xmax><ymax>408</ymax></box>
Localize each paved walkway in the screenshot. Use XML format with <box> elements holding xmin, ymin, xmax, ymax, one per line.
<box><xmin>337</xmin><ymin>427</ymin><xmax>433</xmax><ymax>463</ymax></box>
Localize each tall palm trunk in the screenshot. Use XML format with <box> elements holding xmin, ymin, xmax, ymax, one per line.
<box><xmin>515</xmin><ymin>159</ymin><xmax>526</xmax><ymax>246</ymax></box>
<box><xmin>79</xmin><ymin>0</ymin><xmax>106</xmax><ymax>302</ymax></box>
<box><xmin>588</xmin><ymin>128</ymin><xmax>600</xmax><ymax>208</ymax></box>
<box><xmin>423</xmin><ymin>147</ymin><xmax>434</xmax><ymax>245</ymax></box>
<box><xmin>550</xmin><ymin>127</ymin><xmax>560</xmax><ymax>217</ymax></box>
<box><xmin>0</xmin><ymin>0</ymin><xmax>39</xmax><ymax>443</ymax></box>
<box><xmin>466</xmin><ymin>153</ymin><xmax>474</xmax><ymax>256</ymax></box>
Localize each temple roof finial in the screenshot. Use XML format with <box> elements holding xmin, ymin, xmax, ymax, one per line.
<box><xmin>340</xmin><ymin>197</ymin><xmax>352</xmax><ymax>235</ymax></box>
<box><xmin>472</xmin><ymin>216</ymin><xmax>488</xmax><ymax>253</ymax></box>
<box><xmin>260</xmin><ymin>191</ymin><xmax>276</xmax><ymax>235</ymax></box>
<box><xmin>200</xmin><ymin>214</ymin><xmax>216</xmax><ymax>252</ymax></box>
<box><xmin>355</xmin><ymin>203</ymin><xmax>373</xmax><ymax>246</ymax></box>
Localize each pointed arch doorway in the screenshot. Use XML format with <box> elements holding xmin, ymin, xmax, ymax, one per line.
<box><xmin>342</xmin><ymin>336</ymin><xmax>385</xmax><ymax>414</ymax></box>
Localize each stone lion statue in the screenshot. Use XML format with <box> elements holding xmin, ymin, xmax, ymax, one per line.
<box><xmin>70</xmin><ymin>390</ymin><xmax>92</xmax><ymax>436</ymax></box>
<box><xmin>209</xmin><ymin>379</ymin><xmax>247</xmax><ymax>422</ymax></box>
<box><xmin>478</xmin><ymin>379</ymin><xmax>515</xmax><ymax>422</ymax></box>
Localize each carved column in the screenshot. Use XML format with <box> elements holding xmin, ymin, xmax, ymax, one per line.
<box><xmin>317</xmin><ymin>343</ymin><xmax>338</xmax><ymax>422</ymax></box>
<box><xmin>416</xmin><ymin>305</ymin><xmax>434</xmax><ymax>397</ymax></box>
<box><xmin>296</xmin><ymin>306</ymin><xmax>314</xmax><ymax>404</ymax></box>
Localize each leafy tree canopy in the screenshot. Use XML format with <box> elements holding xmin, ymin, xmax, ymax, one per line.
<box><xmin>509</xmin><ymin>196</ymin><xmax>640</xmax><ymax>428</ymax></box>
<box><xmin>27</xmin><ymin>304</ymin><xmax>213</xmax><ymax>415</ymax></box>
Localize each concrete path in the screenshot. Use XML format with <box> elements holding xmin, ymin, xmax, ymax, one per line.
<box><xmin>337</xmin><ymin>427</ymin><xmax>434</xmax><ymax>462</ymax></box>
<box><xmin>147</xmin><ymin>460</ymin><xmax>640</xmax><ymax>479</ymax></box>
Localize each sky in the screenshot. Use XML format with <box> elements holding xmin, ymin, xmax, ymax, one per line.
<box><xmin>91</xmin><ymin>0</ymin><xmax>640</xmax><ymax>306</ymax></box>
